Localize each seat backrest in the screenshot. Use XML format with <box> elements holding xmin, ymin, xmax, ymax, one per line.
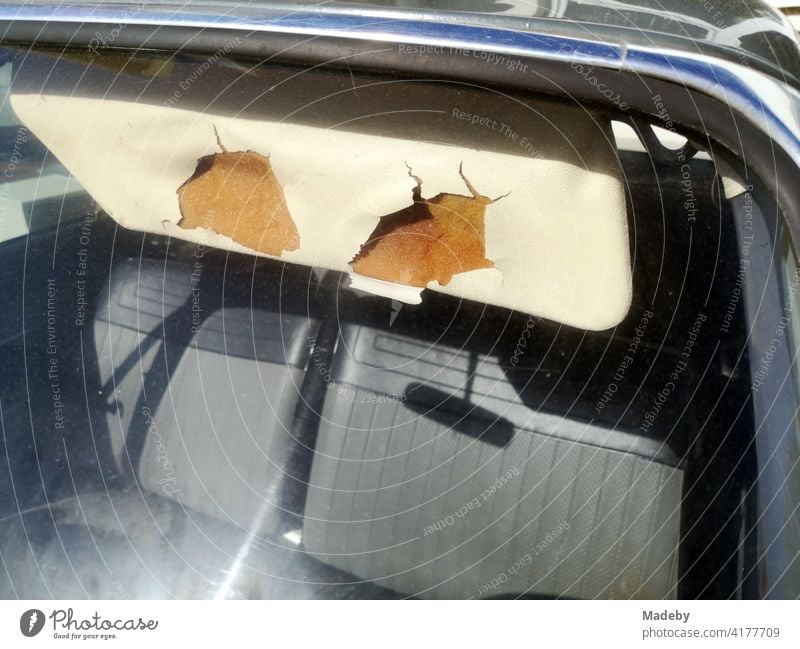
<box><xmin>302</xmin><ymin>324</ymin><xmax>683</xmax><ymax>599</ymax></box>
<box><xmin>94</xmin><ymin>255</ymin><xmax>318</xmax><ymax>537</ymax></box>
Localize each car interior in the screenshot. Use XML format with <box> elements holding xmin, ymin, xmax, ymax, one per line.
<box><xmin>0</xmin><ymin>45</ymin><xmax>758</xmax><ymax>599</ymax></box>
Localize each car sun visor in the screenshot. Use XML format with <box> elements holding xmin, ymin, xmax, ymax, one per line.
<box><xmin>11</xmin><ymin>94</ymin><xmax>631</xmax><ymax>330</ymax></box>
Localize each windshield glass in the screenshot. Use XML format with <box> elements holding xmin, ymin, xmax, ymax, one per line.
<box><xmin>0</xmin><ymin>40</ymin><xmax>761</xmax><ymax>600</ymax></box>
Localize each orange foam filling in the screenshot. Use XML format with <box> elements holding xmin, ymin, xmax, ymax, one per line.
<box><xmin>178</xmin><ymin>137</ymin><xmax>299</xmax><ymax>257</ymax></box>
<box><xmin>351</xmin><ymin>166</ymin><xmax>499</xmax><ymax>287</ymax></box>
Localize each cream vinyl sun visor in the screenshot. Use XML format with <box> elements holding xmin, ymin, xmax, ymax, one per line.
<box><xmin>11</xmin><ymin>94</ymin><xmax>631</xmax><ymax>330</ymax></box>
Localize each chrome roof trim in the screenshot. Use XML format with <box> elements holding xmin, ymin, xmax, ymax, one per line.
<box><xmin>0</xmin><ymin>2</ymin><xmax>798</xmax><ymax>170</ymax></box>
